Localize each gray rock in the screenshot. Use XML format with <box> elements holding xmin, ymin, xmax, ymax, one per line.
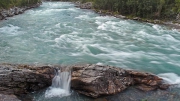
<box><xmin>115</xmin><ymin>15</ymin><xmax>126</xmax><ymax>19</ymax></box>
<box><xmin>133</xmin><ymin>17</ymin><xmax>141</xmax><ymax>20</ymax></box>
<box><xmin>75</xmin><ymin>2</ymin><xmax>93</xmax><ymax>9</ymax></box>
<box><xmin>0</xmin><ymin>2</ymin><xmax>41</xmax><ymax>21</ymax></box>
<box><xmin>0</xmin><ymin>64</ymin><xmax>56</xmax><ymax>95</ymax></box>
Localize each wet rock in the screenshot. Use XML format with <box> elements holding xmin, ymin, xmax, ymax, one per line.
<box><xmin>0</xmin><ymin>64</ymin><xmax>56</xmax><ymax>95</ymax></box>
<box><xmin>106</xmin><ymin>86</ymin><xmax>180</xmax><ymax>101</ymax></box>
<box><xmin>115</xmin><ymin>15</ymin><xmax>126</xmax><ymax>19</ymax></box>
<box><xmin>0</xmin><ymin>64</ymin><xmax>169</xmax><ymax>99</ymax></box>
<box><xmin>133</xmin><ymin>17</ymin><xmax>141</xmax><ymax>20</ymax></box>
<box><xmin>75</xmin><ymin>2</ymin><xmax>93</xmax><ymax>9</ymax></box>
<box><xmin>14</xmin><ymin>7</ymin><xmax>22</xmax><ymax>15</ymax></box>
<box><xmin>7</xmin><ymin>8</ymin><xmax>15</xmax><ymax>17</ymax></box>
<box><xmin>176</xmin><ymin>13</ymin><xmax>180</xmax><ymax>21</ymax></box>
<box><xmin>71</xmin><ymin>64</ymin><xmax>168</xmax><ymax>98</ymax></box>
<box><xmin>153</xmin><ymin>19</ymin><xmax>161</xmax><ymax>23</ymax></box>
<box><xmin>137</xmin><ymin>84</ymin><xmax>158</xmax><ymax>91</ymax></box>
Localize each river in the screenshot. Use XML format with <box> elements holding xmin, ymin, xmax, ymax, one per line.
<box><xmin>0</xmin><ymin>2</ymin><xmax>180</xmax><ymax>101</ymax></box>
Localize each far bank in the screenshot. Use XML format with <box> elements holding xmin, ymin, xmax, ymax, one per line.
<box><xmin>0</xmin><ymin>0</ymin><xmax>42</xmax><ymax>20</ymax></box>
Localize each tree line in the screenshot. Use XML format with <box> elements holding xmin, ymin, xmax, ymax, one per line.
<box><xmin>74</xmin><ymin>0</ymin><xmax>180</xmax><ymax>20</ymax></box>
<box><xmin>0</xmin><ymin>0</ymin><xmax>41</xmax><ymax>9</ymax></box>
<box><xmin>1</xmin><ymin>0</ymin><xmax>180</xmax><ymax>20</ymax></box>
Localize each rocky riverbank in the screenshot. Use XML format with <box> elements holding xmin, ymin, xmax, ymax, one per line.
<box><xmin>0</xmin><ymin>2</ymin><xmax>42</xmax><ymax>21</ymax></box>
<box><xmin>74</xmin><ymin>1</ymin><xmax>180</xmax><ymax>31</ymax></box>
<box><xmin>0</xmin><ymin>63</ymin><xmax>170</xmax><ymax>100</ymax></box>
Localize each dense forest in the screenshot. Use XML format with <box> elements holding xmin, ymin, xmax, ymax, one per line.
<box><xmin>0</xmin><ymin>0</ymin><xmax>41</xmax><ymax>9</ymax></box>
<box><xmin>73</xmin><ymin>0</ymin><xmax>180</xmax><ymax>20</ymax></box>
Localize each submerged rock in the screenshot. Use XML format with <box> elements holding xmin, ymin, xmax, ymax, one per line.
<box><xmin>71</xmin><ymin>64</ymin><xmax>169</xmax><ymax>98</ymax></box>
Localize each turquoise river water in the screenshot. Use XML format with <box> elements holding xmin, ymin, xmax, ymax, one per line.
<box><xmin>0</xmin><ymin>2</ymin><xmax>180</xmax><ymax>101</ymax></box>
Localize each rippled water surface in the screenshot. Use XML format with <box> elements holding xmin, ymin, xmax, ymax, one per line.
<box><xmin>0</xmin><ymin>2</ymin><xmax>180</xmax><ymax>101</ymax></box>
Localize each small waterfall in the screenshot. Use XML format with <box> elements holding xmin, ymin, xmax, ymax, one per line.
<box><xmin>45</xmin><ymin>69</ymin><xmax>71</xmax><ymax>98</ymax></box>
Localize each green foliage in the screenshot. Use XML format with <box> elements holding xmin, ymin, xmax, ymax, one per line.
<box><xmin>0</xmin><ymin>0</ymin><xmax>41</xmax><ymax>9</ymax></box>
<box><xmin>71</xmin><ymin>0</ymin><xmax>180</xmax><ymax>20</ymax></box>
<box><xmin>2</xmin><ymin>0</ymin><xmax>179</xmax><ymax>20</ymax></box>
<box><xmin>141</xmin><ymin>99</ymin><xmax>148</xmax><ymax>101</ymax></box>
<box><xmin>175</xmin><ymin>0</ymin><xmax>180</xmax><ymax>12</ymax></box>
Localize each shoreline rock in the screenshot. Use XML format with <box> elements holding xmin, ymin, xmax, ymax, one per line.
<box><xmin>0</xmin><ymin>63</ymin><xmax>169</xmax><ymax>100</ymax></box>
<box><xmin>0</xmin><ymin>2</ymin><xmax>42</xmax><ymax>21</ymax></box>
<box><xmin>73</xmin><ymin>1</ymin><xmax>180</xmax><ymax>31</ymax></box>
<box><xmin>74</xmin><ymin>2</ymin><xmax>93</xmax><ymax>9</ymax></box>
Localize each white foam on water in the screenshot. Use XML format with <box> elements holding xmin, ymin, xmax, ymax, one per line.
<box><xmin>31</xmin><ymin>2</ymin><xmax>76</xmax><ymax>16</ymax></box>
<box><xmin>152</xmin><ymin>24</ymin><xmax>162</xmax><ymax>30</ymax></box>
<box><xmin>106</xmin><ymin>21</ymin><xmax>116</xmax><ymax>25</ymax></box>
<box><xmin>75</xmin><ymin>15</ymin><xmax>89</xmax><ymax>19</ymax></box>
<box><xmin>46</xmin><ymin>2</ymin><xmax>73</xmax><ymax>9</ymax></box>
<box><xmin>95</xmin><ymin>16</ymin><xmax>114</xmax><ymax>20</ymax></box>
<box><xmin>45</xmin><ymin>87</ymin><xmax>70</xmax><ymax>98</ymax></box>
<box><xmin>0</xmin><ymin>24</ymin><xmax>22</xmax><ymax>35</ymax></box>
<box><xmin>150</xmin><ymin>61</ymin><xmax>161</xmax><ymax>64</ymax></box>
<box><xmin>54</xmin><ymin>34</ymin><xmax>69</xmax><ymax>43</ymax></box>
<box><xmin>97</xmin><ymin>23</ymin><xmax>107</xmax><ymax>30</ymax></box>
<box><xmin>45</xmin><ymin>71</ymin><xmax>71</xmax><ymax>98</ymax></box>
<box><xmin>96</xmin><ymin>62</ymin><xmax>104</xmax><ymax>65</ymax></box>
<box><xmin>158</xmin><ymin>73</ymin><xmax>180</xmax><ymax>87</ymax></box>
<box><xmin>95</xmin><ymin>20</ymin><xmax>102</xmax><ymax>25</ymax></box>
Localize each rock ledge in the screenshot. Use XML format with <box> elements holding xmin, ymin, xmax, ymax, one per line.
<box><xmin>71</xmin><ymin>64</ymin><xmax>169</xmax><ymax>98</ymax></box>
<box><xmin>0</xmin><ymin>64</ymin><xmax>169</xmax><ymax>99</ymax></box>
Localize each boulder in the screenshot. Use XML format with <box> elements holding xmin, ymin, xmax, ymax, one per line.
<box><xmin>71</xmin><ymin>64</ymin><xmax>169</xmax><ymax>98</ymax></box>
<box><xmin>75</xmin><ymin>2</ymin><xmax>93</xmax><ymax>9</ymax></box>
<box><xmin>0</xmin><ymin>64</ymin><xmax>56</xmax><ymax>95</ymax></box>
<box><xmin>1</xmin><ymin>10</ymin><xmax>8</xmax><ymax>18</ymax></box>
<box><xmin>81</xmin><ymin>2</ymin><xmax>93</xmax><ymax>9</ymax></box>
<box><xmin>14</xmin><ymin>7</ymin><xmax>20</xmax><ymax>15</ymax></box>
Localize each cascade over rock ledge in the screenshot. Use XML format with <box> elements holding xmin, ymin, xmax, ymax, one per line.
<box><xmin>0</xmin><ymin>64</ymin><xmax>169</xmax><ymax>99</ymax></box>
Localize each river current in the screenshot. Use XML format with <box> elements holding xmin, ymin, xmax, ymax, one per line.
<box><xmin>0</xmin><ymin>2</ymin><xmax>180</xmax><ymax>101</ymax></box>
